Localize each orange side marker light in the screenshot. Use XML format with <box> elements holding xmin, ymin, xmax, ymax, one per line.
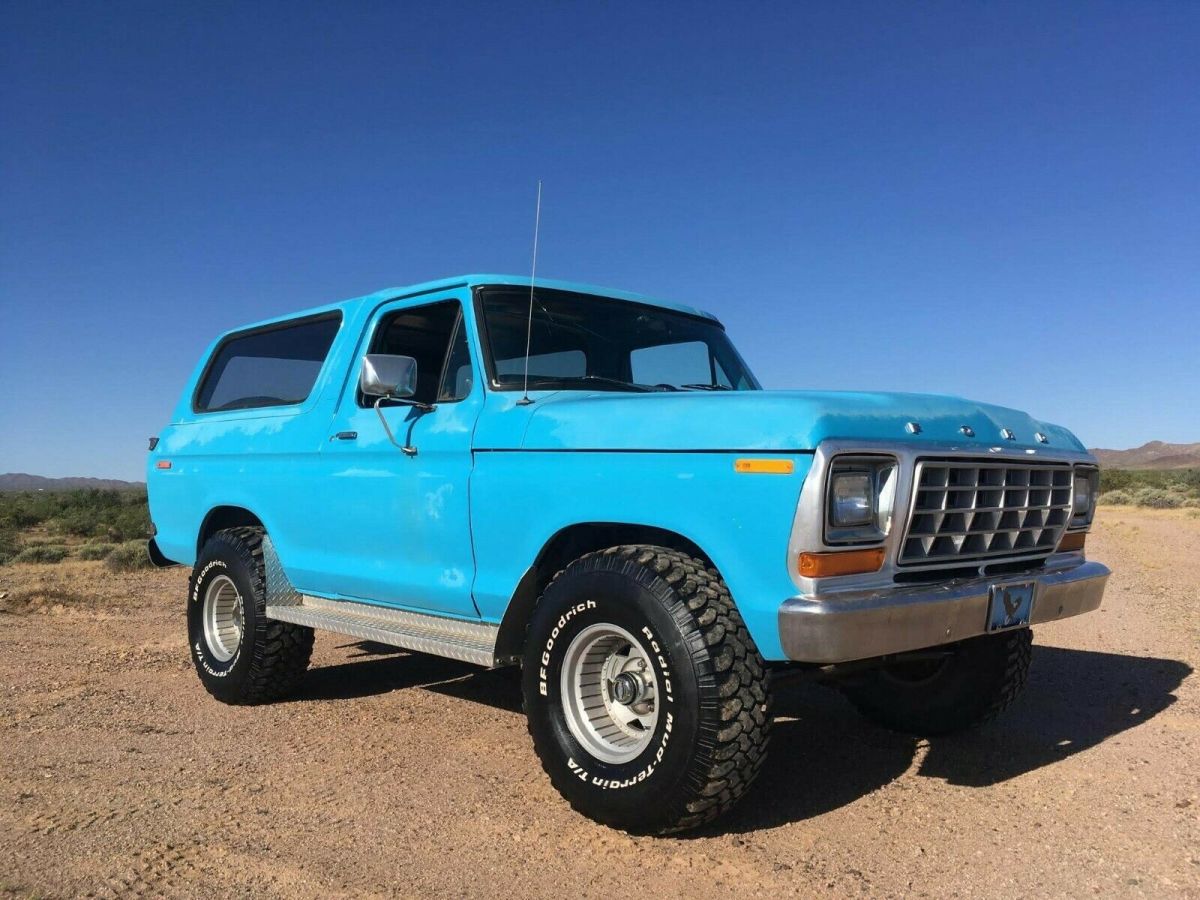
<box><xmin>734</xmin><ymin>458</ymin><xmax>794</xmax><ymax>475</ymax></box>
<box><xmin>798</xmin><ymin>547</ymin><xmax>886</xmax><ymax>578</ymax></box>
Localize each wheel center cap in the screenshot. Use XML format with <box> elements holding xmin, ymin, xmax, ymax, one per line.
<box><xmin>611</xmin><ymin>672</ymin><xmax>642</xmax><ymax>706</ymax></box>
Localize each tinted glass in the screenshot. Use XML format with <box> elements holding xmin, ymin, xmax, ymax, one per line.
<box><xmin>632</xmin><ymin>340</ymin><xmax>726</xmax><ymax>387</ymax></box>
<box><xmin>196</xmin><ymin>314</ymin><xmax>341</xmax><ymax>412</ymax></box>
<box><xmin>480</xmin><ymin>288</ymin><xmax>758</xmax><ymax>392</ymax></box>
<box><xmin>362</xmin><ymin>300</ymin><xmax>472</xmax><ymax>405</ymax></box>
<box><xmin>438</xmin><ymin>315</ymin><xmax>474</xmax><ymax>401</ymax></box>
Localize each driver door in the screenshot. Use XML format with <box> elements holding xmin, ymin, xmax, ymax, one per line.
<box><xmin>312</xmin><ymin>294</ymin><xmax>482</xmax><ymax>617</ymax></box>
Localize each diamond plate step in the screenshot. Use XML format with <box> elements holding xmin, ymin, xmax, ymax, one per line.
<box><xmin>266</xmin><ymin>595</ymin><xmax>498</xmax><ymax>667</ymax></box>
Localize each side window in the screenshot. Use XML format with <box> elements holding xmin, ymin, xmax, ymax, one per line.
<box><xmin>360</xmin><ymin>300</ymin><xmax>473</xmax><ymax>406</ymax></box>
<box><xmin>631</xmin><ymin>340</ymin><xmax>715</xmax><ymax>387</ymax></box>
<box><xmin>438</xmin><ymin>316</ymin><xmax>473</xmax><ymax>401</ymax></box>
<box><xmin>195</xmin><ymin>314</ymin><xmax>341</xmax><ymax>412</ymax></box>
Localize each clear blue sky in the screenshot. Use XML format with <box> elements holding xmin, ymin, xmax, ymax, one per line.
<box><xmin>2</xmin><ymin>2</ymin><xmax>1197</xmax><ymax>481</ymax></box>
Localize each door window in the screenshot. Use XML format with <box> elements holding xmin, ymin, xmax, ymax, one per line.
<box><xmin>359</xmin><ymin>301</ymin><xmax>473</xmax><ymax>406</ymax></box>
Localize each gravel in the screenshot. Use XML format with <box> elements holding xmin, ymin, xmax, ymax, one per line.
<box><xmin>1</xmin><ymin>508</ymin><xmax>1196</xmax><ymax>898</ymax></box>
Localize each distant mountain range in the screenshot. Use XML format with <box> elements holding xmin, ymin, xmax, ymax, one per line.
<box><xmin>0</xmin><ymin>473</ymin><xmax>145</xmax><ymax>492</ymax></box>
<box><xmin>1089</xmin><ymin>441</ymin><xmax>1200</xmax><ymax>470</ymax></box>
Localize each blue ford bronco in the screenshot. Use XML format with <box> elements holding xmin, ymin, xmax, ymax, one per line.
<box><xmin>147</xmin><ymin>275</ymin><xmax>1109</xmax><ymax>833</ymax></box>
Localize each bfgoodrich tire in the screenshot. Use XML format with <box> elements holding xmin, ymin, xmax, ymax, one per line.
<box><xmin>187</xmin><ymin>527</ymin><xmax>313</xmax><ymax>705</ymax></box>
<box><xmin>522</xmin><ymin>545</ymin><xmax>771</xmax><ymax>834</ymax></box>
<box><xmin>840</xmin><ymin>628</ymin><xmax>1033</xmax><ymax>736</ymax></box>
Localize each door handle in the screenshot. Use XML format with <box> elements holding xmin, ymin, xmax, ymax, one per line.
<box><xmin>331</xmin><ymin>431</ymin><xmax>358</xmax><ymax>441</ymax></box>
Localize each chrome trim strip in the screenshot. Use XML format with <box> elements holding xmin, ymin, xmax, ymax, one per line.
<box><xmin>787</xmin><ymin>439</ymin><xmax>1099</xmax><ymax>597</ymax></box>
<box><xmin>778</xmin><ymin>558</ymin><xmax>1109</xmax><ymax>664</ymax></box>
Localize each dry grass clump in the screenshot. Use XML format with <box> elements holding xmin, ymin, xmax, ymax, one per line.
<box><xmin>13</xmin><ymin>545</ymin><xmax>70</xmax><ymax>564</ymax></box>
<box><xmin>77</xmin><ymin>543</ymin><xmax>119</xmax><ymax>561</ymax></box>
<box><xmin>104</xmin><ymin>541</ymin><xmax>153</xmax><ymax>572</ymax></box>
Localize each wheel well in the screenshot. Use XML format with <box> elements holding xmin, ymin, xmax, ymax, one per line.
<box><xmin>492</xmin><ymin>522</ymin><xmax>715</xmax><ymax>665</ymax></box>
<box><xmin>196</xmin><ymin>506</ymin><xmax>264</xmax><ymax>556</ymax></box>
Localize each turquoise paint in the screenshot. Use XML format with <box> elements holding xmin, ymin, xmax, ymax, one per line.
<box><xmin>148</xmin><ymin>275</ymin><xmax>1088</xmax><ymax>661</ymax></box>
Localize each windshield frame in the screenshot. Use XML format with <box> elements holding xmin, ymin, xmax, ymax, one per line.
<box><xmin>471</xmin><ymin>285</ymin><xmax>761</xmax><ymax>394</ymax></box>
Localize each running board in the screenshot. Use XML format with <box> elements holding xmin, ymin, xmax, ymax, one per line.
<box><xmin>259</xmin><ymin>536</ymin><xmax>498</xmax><ymax>668</ymax></box>
<box><xmin>266</xmin><ymin>596</ymin><xmax>499</xmax><ymax>668</ymax></box>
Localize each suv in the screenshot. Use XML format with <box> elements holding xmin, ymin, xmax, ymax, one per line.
<box><xmin>147</xmin><ymin>275</ymin><xmax>1109</xmax><ymax>834</ymax></box>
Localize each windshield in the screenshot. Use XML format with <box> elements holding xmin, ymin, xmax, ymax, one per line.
<box><xmin>478</xmin><ymin>288</ymin><xmax>760</xmax><ymax>393</ymax></box>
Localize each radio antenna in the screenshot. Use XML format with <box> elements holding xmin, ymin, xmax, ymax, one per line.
<box><xmin>517</xmin><ymin>180</ymin><xmax>543</xmax><ymax>406</ymax></box>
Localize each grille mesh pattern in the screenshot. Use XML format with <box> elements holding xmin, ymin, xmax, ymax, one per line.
<box><xmin>900</xmin><ymin>461</ymin><xmax>1072</xmax><ymax>566</ymax></box>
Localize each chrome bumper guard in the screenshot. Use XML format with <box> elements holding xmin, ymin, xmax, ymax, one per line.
<box><xmin>778</xmin><ymin>558</ymin><xmax>1110</xmax><ymax>664</ymax></box>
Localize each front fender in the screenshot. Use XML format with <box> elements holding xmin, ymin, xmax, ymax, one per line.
<box><xmin>469</xmin><ymin>451</ymin><xmax>812</xmax><ymax>660</ymax></box>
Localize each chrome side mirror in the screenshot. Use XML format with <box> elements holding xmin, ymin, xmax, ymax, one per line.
<box><xmin>360</xmin><ymin>354</ymin><xmax>417</xmax><ymax>399</ymax></box>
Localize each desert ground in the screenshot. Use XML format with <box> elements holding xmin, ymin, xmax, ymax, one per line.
<box><xmin>2</xmin><ymin>508</ymin><xmax>1197</xmax><ymax>899</ymax></box>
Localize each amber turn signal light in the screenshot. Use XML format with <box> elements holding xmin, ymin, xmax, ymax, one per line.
<box><xmin>798</xmin><ymin>547</ymin><xmax>886</xmax><ymax>578</ymax></box>
<box><xmin>1057</xmin><ymin>531</ymin><xmax>1086</xmax><ymax>553</ymax></box>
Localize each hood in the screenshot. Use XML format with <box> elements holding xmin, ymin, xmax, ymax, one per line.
<box><xmin>519</xmin><ymin>390</ymin><xmax>1087</xmax><ymax>454</ymax></box>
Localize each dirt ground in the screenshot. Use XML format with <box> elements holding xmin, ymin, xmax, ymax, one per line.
<box><xmin>2</xmin><ymin>508</ymin><xmax>1197</xmax><ymax>899</ymax></box>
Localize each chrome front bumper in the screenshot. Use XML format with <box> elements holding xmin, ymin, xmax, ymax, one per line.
<box><xmin>778</xmin><ymin>558</ymin><xmax>1110</xmax><ymax>664</ymax></box>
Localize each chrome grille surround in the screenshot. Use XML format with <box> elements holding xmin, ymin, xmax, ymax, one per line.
<box><xmin>787</xmin><ymin>439</ymin><xmax>1099</xmax><ymax>597</ymax></box>
<box><xmin>900</xmin><ymin>460</ymin><xmax>1073</xmax><ymax>566</ymax></box>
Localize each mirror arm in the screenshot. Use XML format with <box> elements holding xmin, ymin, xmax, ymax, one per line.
<box><xmin>373</xmin><ymin>395</ymin><xmax>434</xmax><ymax>457</ymax></box>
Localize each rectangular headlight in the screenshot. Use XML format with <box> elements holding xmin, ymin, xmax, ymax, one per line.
<box><xmin>825</xmin><ymin>456</ymin><xmax>898</xmax><ymax>545</ymax></box>
<box><xmin>830</xmin><ymin>472</ymin><xmax>872</xmax><ymax>527</ymax></box>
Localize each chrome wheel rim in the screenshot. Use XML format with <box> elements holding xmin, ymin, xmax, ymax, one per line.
<box><xmin>560</xmin><ymin>623</ymin><xmax>660</xmax><ymax>764</ymax></box>
<box><xmin>202</xmin><ymin>574</ymin><xmax>244</xmax><ymax>662</ymax></box>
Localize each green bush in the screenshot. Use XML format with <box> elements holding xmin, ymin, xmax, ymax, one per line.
<box><xmin>1098</xmin><ymin>490</ymin><xmax>1133</xmax><ymax>506</ymax></box>
<box><xmin>0</xmin><ymin>528</ymin><xmax>21</xmax><ymax>565</ymax></box>
<box><xmin>14</xmin><ymin>545</ymin><xmax>69</xmax><ymax>564</ymax></box>
<box><xmin>1132</xmin><ymin>487</ymin><xmax>1184</xmax><ymax>509</ymax></box>
<box><xmin>0</xmin><ymin>489</ymin><xmax>149</xmax><ymax>540</ymax></box>
<box><xmin>1100</xmin><ymin>468</ymin><xmax>1200</xmax><ymax>497</ymax></box>
<box><xmin>1182</xmin><ymin>498</ymin><xmax>1200</xmax><ymax>509</ymax></box>
<box><xmin>104</xmin><ymin>541</ymin><xmax>152</xmax><ymax>572</ymax></box>
<box><xmin>78</xmin><ymin>542</ymin><xmax>118</xmax><ymax>561</ymax></box>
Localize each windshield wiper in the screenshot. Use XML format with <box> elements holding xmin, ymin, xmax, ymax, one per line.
<box><xmin>679</xmin><ymin>383</ymin><xmax>732</xmax><ymax>391</ymax></box>
<box><xmin>526</xmin><ymin>375</ymin><xmax>655</xmax><ymax>393</ymax></box>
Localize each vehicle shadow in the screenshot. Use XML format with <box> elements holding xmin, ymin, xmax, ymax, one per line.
<box><xmin>709</xmin><ymin>645</ymin><xmax>1191</xmax><ymax>835</ymax></box>
<box><xmin>290</xmin><ymin>641</ymin><xmax>1190</xmax><ymax>835</ymax></box>
<box><xmin>293</xmin><ymin>642</ymin><xmax>524</xmax><ymax>713</ymax></box>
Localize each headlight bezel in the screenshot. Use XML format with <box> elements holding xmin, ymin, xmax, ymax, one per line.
<box><xmin>1069</xmin><ymin>465</ymin><xmax>1100</xmax><ymax>530</ymax></box>
<box><xmin>824</xmin><ymin>454</ymin><xmax>899</xmax><ymax>546</ymax></box>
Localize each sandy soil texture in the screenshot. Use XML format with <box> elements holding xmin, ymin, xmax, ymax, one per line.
<box><xmin>2</xmin><ymin>508</ymin><xmax>1197</xmax><ymax>898</ymax></box>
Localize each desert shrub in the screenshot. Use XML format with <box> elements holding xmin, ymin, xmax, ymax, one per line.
<box><xmin>0</xmin><ymin>488</ymin><xmax>149</xmax><ymax>540</ymax></box>
<box><xmin>103</xmin><ymin>504</ymin><xmax>150</xmax><ymax>542</ymax></box>
<box><xmin>0</xmin><ymin>528</ymin><xmax>21</xmax><ymax>565</ymax></box>
<box><xmin>1132</xmin><ymin>487</ymin><xmax>1184</xmax><ymax>509</ymax></box>
<box><xmin>1100</xmin><ymin>468</ymin><xmax>1200</xmax><ymax>497</ymax></box>
<box><xmin>1098</xmin><ymin>490</ymin><xmax>1132</xmax><ymax>506</ymax></box>
<box><xmin>104</xmin><ymin>541</ymin><xmax>152</xmax><ymax>572</ymax></box>
<box><xmin>14</xmin><ymin>545</ymin><xmax>69</xmax><ymax>564</ymax></box>
<box><xmin>78</xmin><ymin>542</ymin><xmax>118</xmax><ymax>561</ymax></box>
<box><xmin>1182</xmin><ymin>498</ymin><xmax>1200</xmax><ymax>509</ymax></box>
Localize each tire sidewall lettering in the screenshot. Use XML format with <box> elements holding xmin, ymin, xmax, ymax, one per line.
<box><xmin>188</xmin><ymin>556</ymin><xmax>244</xmax><ymax>677</ymax></box>
<box><xmin>537</xmin><ymin>594</ymin><xmax>686</xmax><ymax>792</ymax></box>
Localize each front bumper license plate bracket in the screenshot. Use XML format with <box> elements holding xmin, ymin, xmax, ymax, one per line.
<box><xmin>987</xmin><ymin>580</ymin><xmax>1035</xmax><ymax>632</ymax></box>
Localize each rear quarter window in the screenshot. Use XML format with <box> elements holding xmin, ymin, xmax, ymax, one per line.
<box><xmin>194</xmin><ymin>313</ymin><xmax>341</xmax><ymax>413</ymax></box>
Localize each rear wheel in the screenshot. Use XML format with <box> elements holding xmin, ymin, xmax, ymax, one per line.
<box><xmin>187</xmin><ymin>527</ymin><xmax>313</xmax><ymax>705</ymax></box>
<box><xmin>839</xmin><ymin>629</ymin><xmax>1033</xmax><ymax>736</ymax></box>
<box><xmin>522</xmin><ymin>545</ymin><xmax>771</xmax><ymax>834</ymax></box>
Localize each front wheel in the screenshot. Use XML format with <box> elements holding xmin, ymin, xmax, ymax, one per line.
<box><xmin>839</xmin><ymin>628</ymin><xmax>1033</xmax><ymax>736</ymax></box>
<box><xmin>522</xmin><ymin>545</ymin><xmax>771</xmax><ymax>834</ymax></box>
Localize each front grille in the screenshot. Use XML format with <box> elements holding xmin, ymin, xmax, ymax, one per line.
<box><xmin>899</xmin><ymin>460</ymin><xmax>1073</xmax><ymax>566</ymax></box>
